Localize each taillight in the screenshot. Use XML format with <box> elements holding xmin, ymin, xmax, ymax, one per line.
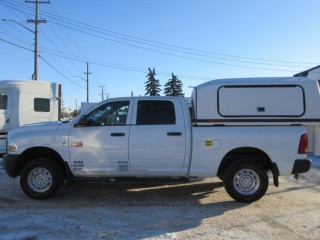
<box><xmin>298</xmin><ymin>134</ymin><xmax>308</xmax><ymax>154</ymax></box>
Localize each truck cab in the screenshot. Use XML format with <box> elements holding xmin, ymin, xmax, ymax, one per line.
<box><xmin>70</xmin><ymin>97</ymin><xmax>190</xmax><ymax>176</ymax></box>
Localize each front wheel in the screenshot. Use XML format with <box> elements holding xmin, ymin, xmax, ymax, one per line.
<box><xmin>223</xmin><ymin>160</ymin><xmax>269</xmax><ymax>202</ymax></box>
<box><xmin>20</xmin><ymin>158</ymin><xmax>63</xmax><ymax>199</ymax></box>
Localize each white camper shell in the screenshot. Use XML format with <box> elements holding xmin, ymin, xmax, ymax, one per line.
<box><xmin>0</xmin><ymin>80</ymin><xmax>61</xmax><ymax>154</ymax></box>
<box><xmin>192</xmin><ymin>76</ymin><xmax>320</xmax><ymax>154</ymax></box>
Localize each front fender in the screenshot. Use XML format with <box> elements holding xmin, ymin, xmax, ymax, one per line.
<box><xmin>2</xmin><ymin>154</ymin><xmax>23</xmax><ymax>178</ymax></box>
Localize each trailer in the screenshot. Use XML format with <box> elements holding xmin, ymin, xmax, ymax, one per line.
<box><xmin>0</xmin><ymin>80</ymin><xmax>61</xmax><ymax>155</ymax></box>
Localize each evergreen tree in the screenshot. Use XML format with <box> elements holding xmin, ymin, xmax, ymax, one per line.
<box><xmin>145</xmin><ymin>67</ymin><xmax>161</xmax><ymax>96</ymax></box>
<box><xmin>164</xmin><ymin>73</ymin><xmax>184</xmax><ymax>96</ymax></box>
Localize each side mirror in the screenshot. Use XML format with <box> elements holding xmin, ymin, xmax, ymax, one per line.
<box><xmin>76</xmin><ymin>115</ymin><xmax>88</xmax><ymax>127</ymax></box>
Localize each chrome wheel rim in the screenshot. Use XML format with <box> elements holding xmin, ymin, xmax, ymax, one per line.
<box><xmin>233</xmin><ymin>168</ymin><xmax>260</xmax><ymax>195</ymax></box>
<box><xmin>28</xmin><ymin>167</ymin><xmax>52</xmax><ymax>193</ymax></box>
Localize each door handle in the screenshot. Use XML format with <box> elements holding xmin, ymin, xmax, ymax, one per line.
<box><xmin>167</xmin><ymin>132</ymin><xmax>182</xmax><ymax>136</ymax></box>
<box><xmin>111</xmin><ymin>133</ymin><xmax>125</xmax><ymax>137</ymax></box>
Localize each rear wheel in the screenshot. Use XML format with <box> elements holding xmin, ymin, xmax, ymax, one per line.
<box><xmin>223</xmin><ymin>160</ymin><xmax>268</xmax><ymax>202</ymax></box>
<box><xmin>20</xmin><ymin>158</ymin><xmax>63</xmax><ymax>199</ymax></box>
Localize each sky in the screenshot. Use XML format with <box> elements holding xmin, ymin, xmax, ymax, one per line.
<box><xmin>0</xmin><ymin>0</ymin><xmax>320</xmax><ymax>110</ymax></box>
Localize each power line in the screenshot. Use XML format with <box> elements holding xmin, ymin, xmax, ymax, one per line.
<box><xmin>38</xmin><ymin>54</ymin><xmax>86</xmax><ymax>88</ymax></box>
<box><xmin>45</xmin><ymin>3</ymin><xmax>86</xmax><ymax>73</ymax></box>
<box><xmin>2</xmin><ymin>0</ymin><xmax>318</xmax><ymax>67</ymax></box>
<box><xmin>43</xmin><ymin>18</ymin><xmax>315</xmax><ymax>68</ymax></box>
<box><xmin>0</xmin><ymin>38</ymin><xmax>33</xmax><ymax>52</ymax></box>
<box><xmin>35</xmin><ymin>47</ymin><xmax>216</xmax><ymax>80</ymax></box>
<box><xmin>0</xmin><ymin>29</ymin><xmax>31</xmax><ymax>46</ymax></box>
<box><xmin>3</xmin><ymin>0</ymin><xmax>33</xmax><ymax>21</ymax></box>
<box><xmin>1</xmin><ymin>0</ymin><xmax>318</xmax><ymax>83</ymax></box>
<box><xmin>48</xmin><ymin>4</ymin><xmax>87</xmax><ymax>60</ymax></box>
<box><xmin>35</xmin><ymin>7</ymin><xmax>320</xmax><ymax>65</ymax></box>
<box><xmin>41</xmin><ymin>26</ymin><xmax>84</xmax><ymax>72</ymax></box>
<box><xmin>0</xmin><ymin>34</ymin><xmax>302</xmax><ymax>86</ymax></box>
<box><xmin>1</xmin><ymin>36</ymin><xmax>215</xmax><ymax>82</ymax></box>
<box><xmin>0</xmin><ymin>38</ymin><xmax>87</xmax><ymax>88</ymax></box>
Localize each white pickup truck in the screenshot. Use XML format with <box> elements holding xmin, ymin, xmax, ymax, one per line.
<box><xmin>2</xmin><ymin>77</ymin><xmax>315</xmax><ymax>202</ymax></box>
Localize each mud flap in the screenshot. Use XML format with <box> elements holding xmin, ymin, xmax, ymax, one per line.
<box><xmin>272</xmin><ymin>162</ymin><xmax>279</xmax><ymax>187</ymax></box>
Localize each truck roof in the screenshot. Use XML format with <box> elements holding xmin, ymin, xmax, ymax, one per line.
<box><xmin>97</xmin><ymin>96</ymin><xmax>186</xmax><ymax>102</ymax></box>
<box><xmin>195</xmin><ymin>76</ymin><xmax>314</xmax><ymax>89</ymax></box>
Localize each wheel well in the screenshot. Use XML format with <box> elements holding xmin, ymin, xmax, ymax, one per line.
<box><xmin>217</xmin><ymin>147</ymin><xmax>273</xmax><ymax>177</ymax></box>
<box><xmin>17</xmin><ymin>147</ymin><xmax>70</xmax><ymax>179</ymax></box>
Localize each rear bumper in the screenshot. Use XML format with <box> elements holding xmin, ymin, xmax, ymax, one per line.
<box><xmin>291</xmin><ymin>159</ymin><xmax>312</xmax><ymax>174</ymax></box>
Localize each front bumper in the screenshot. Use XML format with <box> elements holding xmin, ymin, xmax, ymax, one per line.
<box><xmin>2</xmin><ymin>154</ymin><xmax>21</xmax><ymax>178</ymax></box>
<box><xmin>291</xmin><ymin>159</ymin><xmax>312</xmax><ymax>175</ymax></box>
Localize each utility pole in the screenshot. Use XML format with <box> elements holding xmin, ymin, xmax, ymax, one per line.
<box><xmin>74</xmin><ymin>63</ymin><xmax>91</xmax><ymax>102</ymax></box>
<box><xmin>75</xmin><ymin>99</ymin><xmax>78</xmax><ymax>115</ymax></box>
<box><xmin>84</xmin><ymin>62</ymin><xmax>91</xmax><ymax>102</ymax></box>
<box><xmin>26</xmin><ymin>0</ymin><xmax>50</xmax><ymax>80</ymax></box>
<box><xmin>98</xmin><ymin>85</ymin><xmax>107</xmax><ymax>101</ymax></box>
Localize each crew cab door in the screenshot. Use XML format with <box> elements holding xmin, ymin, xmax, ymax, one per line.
<box><xmin>129</xmin><ymin>99</ymin><xmax>186</xmax><ymax>173</ymax></box>
<box><xmin>68</xmin><ymin>100</ymin><xmax>132</xmax><ymax>174</ymax></box>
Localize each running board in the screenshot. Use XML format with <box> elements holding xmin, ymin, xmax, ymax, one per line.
<box><xmin>71</xmin><ymin>177</ymin><xmax>190</xmax><ymax>183</ymax></box>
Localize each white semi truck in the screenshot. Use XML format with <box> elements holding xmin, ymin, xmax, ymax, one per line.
<box><xmin>3</xmin><ymin>77</ymin><xmax>316</xmax><ymax>202</ymax></box>
<box><xmin>0</xmin><ymin>80</ymin><xmax>61</xmax><ymax>155</ymax></box>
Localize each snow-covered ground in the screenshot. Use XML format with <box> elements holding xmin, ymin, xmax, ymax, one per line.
<box><xmin>0</xmin><ymin>156</ymin><xmax>320</xmax><ymax>240</ymax></box>
<box><xmin>0</xmin><ymin>167</ymin><xmax>319</xmax><ymax>240</ymax></box>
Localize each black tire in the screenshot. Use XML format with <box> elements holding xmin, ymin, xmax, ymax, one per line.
<box><xmin>223</xmin><ymin>160</ymin><xmax>268</xmax><ymax>202</ymax></box>
<box><xmin>20</xmin><ymin>158</ymin><xmax>64</xmax><ymax>199</ymax></box>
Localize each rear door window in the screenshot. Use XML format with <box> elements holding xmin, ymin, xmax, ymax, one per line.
<box><xmin>136</xmin><ymin>100</ymin><xmax>176</xmax><ymax>125</ymax></box>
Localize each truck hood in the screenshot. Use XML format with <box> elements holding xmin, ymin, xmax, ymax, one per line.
<box><xmin>23</xmin><ymin>121</ymin><xmax>63</xmax><ymax>130</ymax></box>
<box><xmin>9</xmin><ymin>121</ymin><xmax>64</xmax><ymax>136</ymax></box>
<box><xmin>6</xmin><ymin>121</ymin><xmax>70</xmax><ymax>154</ymax></box>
